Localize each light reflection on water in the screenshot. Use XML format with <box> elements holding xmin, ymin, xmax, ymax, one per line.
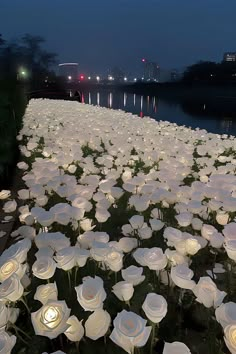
<box><xmin>80</xmin><ymin>90</ymin><xmax>236</xmax><ymax>136</ymax></box>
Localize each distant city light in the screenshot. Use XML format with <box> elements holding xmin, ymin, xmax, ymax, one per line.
<box><xmin>68</xmin><ymin>76</ymin><xmax>72</xmax><ymax>80</ymax></box>
<box><xmin>142</xmin><ymin>58</ymin><xmax>146</xmax><ymax>62</ymax></box>
<box><xmin>124</xmin><ymin>77</ymin><xmax>127</xmax><ymax>81</ymax></box>
<box><xmin>96</xmin><ymin>76</ymin><xmax>100</xmax><ymax>82</ymax></box>
<box><xmin>108</xmin><ymin>75</ymin><xmax>114</xmax><ymax>81</ymax></box>
<box><xmin>134</xmin><ymin>78</ymin><xmax>137</xmax><ymax>82</ymax></box>
<box><xmin>88</xmin><ymin>76</ymin><xmax>91</xmax><ymax>80</ymax></box>
<box><xmin>80</xmin><ymin>75</ymin><xmax>85</xmax><ymax>80</ymax></box>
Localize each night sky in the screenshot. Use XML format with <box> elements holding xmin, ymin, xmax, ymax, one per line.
<box><xmin>1</xmin><ymin>0</ymin><xmax>235</xmax><ymax>75</ymax></box>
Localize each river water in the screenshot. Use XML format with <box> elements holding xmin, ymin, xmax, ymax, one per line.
<box><xmin>79</xmin><ymin>89</ymin><xmax>236</xmax><ymax>136</ymax></box>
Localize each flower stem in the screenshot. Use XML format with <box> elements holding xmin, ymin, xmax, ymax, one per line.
<box><xmin>150</xmin><ymin>323</ymin><xmax>157</xmax><ymax>354</ymax></box>
<box><xmin>12</xmin><ymin>324</ymin><xmax>31</xmax><ymax>340</ymax></box>
<box><xmin>19</xmin><ymin>297</ymin><xmax>30</xmax><ymax>313</ymax></box>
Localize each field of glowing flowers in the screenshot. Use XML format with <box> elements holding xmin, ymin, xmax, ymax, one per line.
<box><xmin>1</xmin><ymin>99</ymin><xmax>236</xmax><ymax>353</ymax></box>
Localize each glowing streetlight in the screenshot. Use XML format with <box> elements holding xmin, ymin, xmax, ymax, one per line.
<box><xmin>124</xmin><ymin>77</ymin><xmax>127</xmax><ymax>81</ymax></box>
<box><xmin>134</xmin><ymin>78</ymin><xmax>137</xmax><ymax>82</ymax></box>
<box><xmin>96</xmin><ymin>76</ymin><xmax>100</xmax><ymax>82</ymax></box>
<box><xmin>68</xmin><ymin>76</ymin><xmax>72</xmax><ymax>81</ymax></box>
<box><xmin>88</xmin><ymin>76</ymin><xmax>91</xmax><ymax>80</ymax></box>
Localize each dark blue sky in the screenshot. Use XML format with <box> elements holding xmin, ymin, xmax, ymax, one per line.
<box><xmin>1</xmin><ymin>0</ymin><xmax>235</xmax><ymax>75</ymax></box>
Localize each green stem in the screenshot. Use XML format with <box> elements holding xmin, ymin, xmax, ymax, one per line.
<box><xmin>150</xmin><ymin>323</ymin><xmax>157</xmax><ymax>354</ymax></box>
<box><xmin>19</xmin><ymin>297</ymin><xmax>30</xmax><ymax>313</ymax></box>
<box><xmin>12</xmin><ymin>324</ymin><xmax>31</xmax><ymax>340</ymax></box>
<box><xmin>67</xmin><ymin>271</ymin><xmax>71</xmax><ymax>292</ymax></box>
<box><xmin>74</xmin><ymin>267</ymin><xmax>78</xmax><ymax>285</ymax></box>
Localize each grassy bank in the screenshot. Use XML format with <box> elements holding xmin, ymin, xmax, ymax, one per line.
<box><xmin>0</xmin><ymin>79</ymin><xmax>27</xmax><ymax>187</ymax></box>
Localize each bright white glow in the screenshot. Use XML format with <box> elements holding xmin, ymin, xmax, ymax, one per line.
<box><xmin>108</xmin><ymin>75</ymin><xmax>113</xmax><ymax>81</ymax></box>
<box><xmin>134</xmin><ymin>78</ymin><xmax>137</xmax><ymax>82</ymax></box>
<box><xmin>96</xmin><ymin>76</ymin><xmax>100</xmax><ymax>81</ymax></box>
<box><xmin>59</xmin><ymin>63</ymin><xmax>78</xmax><ymax>66</ymax></box>
<box><xmin>88</xmin><ymin>76</ymin><xmax>91</xmax><ymax>80</ymax></box>
<box><xmin>124</xmin><ymin>77</ymin><xmax>127</xmax><ymax>81</ymax></box>
<box><xmin>68</xmin><ymin>76</ymin><xmax>72</xmax><ymax>80</ymax></box>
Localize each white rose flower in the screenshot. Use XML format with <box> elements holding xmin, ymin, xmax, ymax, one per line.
<box><xmin>163</xmin><ymin>341</ymin><xmax>191</xmax><ymax>354</ymax></box>
<box><xmin>201</xmin><ymin>224</ymin><xmax>217</xmax><ymax>240</ymax></box>
<box><xmin>54</xmin><ymin>247</ymin><xmax>77</xmax><ymax>271</ymax></box>
<box><xmin>118</xmin><ymin>237</ymin><xmax>138</xmax><ymax>253</ymax></box>
<box><xmin>193</xmin><ymin>276</ymin><xmax>226</xmax><ymax>308</ymax></box>
<box><xmin>0</xmin><ymin>259</ymin><xmax>26</xmax><ymax>282</ymax></box>
<box><xmin>0</xmin><ymin>331</ymin><xmax>16</xmax><ymax>353</ymax></box>
<box><xmin>142</xmin><ymin>293</ymin><xmax>167</xmax><ymax>323</ymax></box>
<box><xmin>129</xmin><ymin>215</ymin><xmax>144</xmax><ymax>229</ymax></box>
<box><xmin>224</xmin><ymin>324</ymin><xmax>236</xmax><ymax>354</ymax></box>
<box><xmin>32</xmin><ymin>257</ymin><xmax>57</xmax><ymax>280</ymax></box>
<box><xmin>216</xmin><ymin>211</ymin><xmax>229</xmax><ymax>226</ymax></box>
<box><xmin>0</xmin><ymin>274</ymin><xmax>24</xmax><ymax>302</ymax></box>
<box><xmin>171</xmin><ymin>265</ymin><xmax>196</xmax><ymax>290</ymax></box>
<box><xmin>149</xmin><ymin>219</ymin><xmax>165</xmax><ymax>231</ymax></box>
<box><xmin>80</xmin><ymin>218</ymin><xmax>96</xmax><ymax>232</ymax></box>
<box><xmin>3</xmin><ymin>200</ymin><xmax>17</xmax><ymax>213</ymax></box>
<box><xmin>75</xmin><ymin>248</ymin><xmax>90</xmax><ymax>267</ymax></box>
<box><xmin>90</xmin><ymin>242</ymin><xmax>110</xmax><ymax>262</ymax></box>
<box><xmin>138</xmin><ymin>225</ymin><xmax>152</xmax><ymax>240</ymax></box>
<box><xmin>224</xmin><ymin>240</ymin><xmax>236</xmax><ymax>261</ymax></box>
<box><xmin>31</xmin><ymin>300</ymin><xmax>70</xmax><ymax>339</ymax></box>
<box><xmin>223</xmin><ymin>223</ymin><xmax>236</xmax><ymax>241</ymax></box>
<box><xmin>75</xmin><ymin>276</ymin><xmax>106</xmax><ymax>311</ymax></box>
<box><xmin>1</xmin><ymin>238</ymin><xmax>31</xmax><ymax>264</ymax></box>
<box><xmin>95</xmin><ymin>207</ymin><xmax>111</xmax><ymax>223</ymax></box>
<box><xmin>110</xmin><ymin>310</ymin><xmax>151</xmax><ymax>354</ymax></box>
<box><xmin>34</xmin><ymin>283</ymin><xmax>58</xmax><ymax>304</ymax></box>
<box><xmin>185</xmin><ymin>238</ymin><xmax>201</xmax><ymax>255</ymax></box>
<box><xmin>0</xmin><ymin>190</ymin><xmax>11</xmax><ymax>200</ymax></box>
<box><xmin>209</xmin><ymin>232</ymin><xmax>224</xmax><ymax>248</ymax></box>
<box><xmin>165</xmin><ymin>249</ymin><xmax>189</xmax><ymax>266</ymax></box>
<box><xmin>64</xmin><ymin>315</ymin><xmax>84</xmax><ymax>342</ymax></box>
<box><xmin>175</xmin><ymin>212</ymin><xmax>193</xmax><ymax>227</ymax></box>
<box><xmin>163</xmin><ymin>227</ymin><xmax>182</xmax><ymax>247</ymax></box>
<box><xmin>35</xmin><ymin>232</ymin><xmax>70</xmax><ymax>251</ymax></box>
<box><xmin>133</xmin><ymin>248</ymin><xmax>167</xmax><ymax>270</ymax></box>
<box><xmin>85</xmin><ymin>309</ymin><xmax>111</xmax><ymax>340</ymax></box>
<box><xmin>105</xmin><ymin>249</ymin><xmax>123</xmax><ymax>272</ymax></box>
<box><xmin>112</xmin><ymin>281</ymin><xmax>134</xmax><ymax>302</ymax></box>
<box><xmin>215</xmin><ymin>302</ymin><xmax>236</xmax><ymax>329</ymax></box>
<box><xmin>122</xmin><ymin>266</ymin><xmax>145</xmax><ymax>286</ymax></box>
<box><xmin>191</xmin><ymin>217</ymin><xmax>203</xmax><ymax>231</ymax></box>
<box><xmin>121</xmin><ymin>224</ymin><xmax>133</xmax><ymax>236</ymax></box>
<box><xmin>8</xmin><ymin>307</ymin><xmax>20</xmax><ymax>324</ymax></box>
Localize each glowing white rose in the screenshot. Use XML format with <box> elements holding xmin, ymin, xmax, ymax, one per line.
<box><xmin>105</xmin><ymin>249</ymin><xmax>123</xmax><ymax>272</ymax></box>
<box><xmin>110</xmin><ymin>310</ymin><xmax>151</xmax><ymax>354</ymax></box>
<box><xmin>165</xmin><ymin>249</ymin><xmax>188</xmax><ymax>266</ymax></box>
<box><xmin>32</xmin><ymin>257</ymin><xmax>57</xmax><ymax>280</ymax></box>
<box><xmin>85</xmin><ymin>309</ymin><xmax>111</xmax><ymax>340</ymax></box>
<box><xmin>0</xmin><ymin>190</ymin><xmax>11</xmax><ymax>200</ymax></box>
<box><xmin>0</xmin><ymin>259</ymin><xmax>26</xmax><ymax>282</ymax></box>
<box><xmin>193</xmin><ymin>277</ymin><xmax>226</xmax><ymax>308</ymax></box>
<box><xmin>223</xmin><ymin>223</ymin><xmax>236</xmax><ymax>241</ymax></box>
<box><xmin>201</xmin><ymin>224</ymin><xmax>217</xmax><ymax>241</ymax></box>
<box><xmin>76</xmin><ymin>248</ymin><xmax>90</xmax><ymax>267</ymax></box>
<box><xmin>171</xmin><ymin>265</ymin><xmax>196</xmax><ymax>290</ymax></box>
<box><xmin>142</xmin><ymin>293</ymin><xmax>167</xmax><ymax>323</ymax></box>
<box><xmin>31</xmin><ymin>300</ymin><xmax>70</xmax><ymax>339</ymax></box>
<box><xmin>64</xmin><ymin>315</ymin><xmax>84</xmax><ymax>342</ymax></box>
<box><xmin>185</xmin><ymin>238</ymin><xmax>201</xmax><ymax>255</ymax></box>
<box><xmin>216</xmin><ymin>211</ymin><xmax>229</xmax><ymax>226</ymax></box>
<box><xmin>75</xmin><ymin>276</ymin><xmax>106</xmax><ymax>311</ymax></box>
<box><xmin>224</xmin><ymin>324</ymin><xmax>236</xmax><ymax>354</ymax></box>
<box><xmin>80</xmin><ymin>218</ymin><xmax>96</xmax><ymax>231</ymax></box>
<box><xmin>122</xmin><ymin>266</ymin><xmax>145</xmax><ymax>286</ymax></box>
<box><xmin>34</xmin><ymin>283</ymin><xmax>58</xmax><ymax>305</ymax></box>
<box><xmin>0</xmin><ymin>274</ymin><xmax>24</xmax><ymax>302</ymax></box>
<box><xmin>175</xmin><ymin>212</ymin><xmax>193</xmax><ymax>227</ymax></box>
<box><xmin>112</xmin><ymin>281</ymin><xmax>134</xmax><ymax>302</ymax></box>
<box><xmin>133</xmin><ymin>247</ymin><xmax>167</xmax><ymax>270</ymax></box>
<box><xmin>215</xmin><ymin>302</ymin><xmax>236</xmax><ymax>329</ymax></box>
<box><xmin>0</xmin><ymin>331</ymin><xmax>16</xmax><ymax>353</ymax></box>
<box><xmin>35</xmin><ymin>232</ymin><xmax>70</xmax><ymax>252</ymax></box>
<box><xmin>163</xmin><ymin>341</ymin><xmax>191</xmax><ymax>354</ymax></box>
<box><xmin>138</xmin><ymin>224</ymin><xmax>152</xmax><ymax>240</ymax></box>
<box><xmin>90</xmin><ymin>242</ymin><xmax>109</xmax><ymax>262</ymax></box>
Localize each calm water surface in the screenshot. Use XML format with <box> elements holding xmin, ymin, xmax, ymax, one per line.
<box><xmin>79</xmin><ymin>89</ymin><xmax>236</xmax><ymax>136</ymax></box>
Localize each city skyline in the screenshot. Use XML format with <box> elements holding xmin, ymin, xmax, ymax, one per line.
<box><xmin>1</xmin><ymin>0</ymin><xmax>236</xmax><ymax>75</ymax></box>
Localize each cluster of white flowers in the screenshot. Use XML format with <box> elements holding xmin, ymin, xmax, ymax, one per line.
<box><xmin>1</xmin><ymin>99</ymin><xmax>236</xmax><ymax>353</ymax></box>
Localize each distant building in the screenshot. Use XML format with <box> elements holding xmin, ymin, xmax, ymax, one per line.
<box><xmin>170</xmin><ymin>70</ymin><xmax>178</xmax><ymax>81</ymax></box>
<box><xmin>58</xmin><ymin>63</ymin><xmax>79</xmax><ymax>82</ymax></box>
<box><xmin>143</xmin><ymin>61</ymin><xmax>160</xmax><ymax>81</ymax></box>
<box><xmin>223</xmin><ymin>53</ymin><xmax>236</xmax><ymax>62</ymax></box>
